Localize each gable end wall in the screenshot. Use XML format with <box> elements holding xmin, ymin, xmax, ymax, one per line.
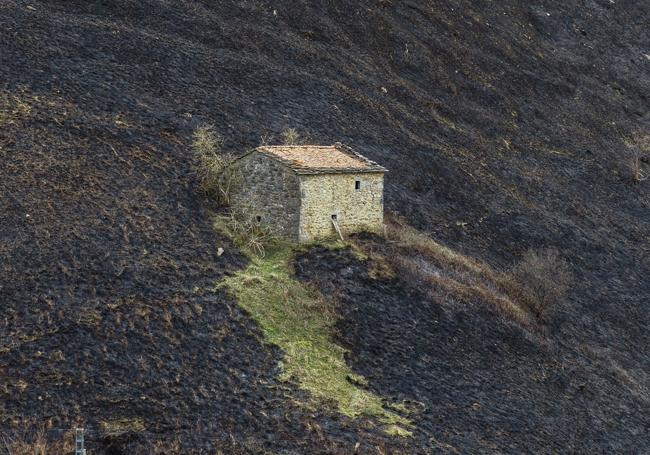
<box><xmin>298</xmin><ymin>173</ymin><xmax>384</xmax><ymax>242</ymax></box>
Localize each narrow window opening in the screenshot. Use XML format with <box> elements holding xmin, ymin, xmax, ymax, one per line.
<box><xmin>355</xmin><ymin>180</ymin><xmax>361</xmax><ymax>190</ymax></box>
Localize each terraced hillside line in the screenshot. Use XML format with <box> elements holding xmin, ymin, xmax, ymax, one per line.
<box><xmin>219</xmin><ymin>243</ymin><xmax>412</xmax><ymax>437</ymax></box>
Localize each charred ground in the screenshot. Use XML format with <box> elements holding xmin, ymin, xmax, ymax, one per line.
<box><xmin>1</xmin><ymin>0</ymin><xmax>649</xmax><ymax>453</ymax></box>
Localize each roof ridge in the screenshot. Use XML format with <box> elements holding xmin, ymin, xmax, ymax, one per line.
<box><xmin>257</xmin><ymin>145</ymin><xmax>333</xmax><ymax>149</ymax></box>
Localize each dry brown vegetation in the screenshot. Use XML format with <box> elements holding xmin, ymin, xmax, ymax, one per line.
<box><xmin>213</xmin><ymin>209</ymin><xmax>277</xmax><ymax>257</ymax></box>
<box><xmin>100</xmin><ymin>418</ymin><xmax>146</xmax><ymax>438</ymax></box>
<box><xmin>619</xmin><ymin>132</ymin><xmax>650</xmax><ymax>183</ymax></box>
<box><xmin>280</xmin><ymin>127</ymin><xmax>301</xmax><ymax>145</ymax></box>
<box><xmin>510</xmin><ymin>248</ymin><xmax>574</xmax><ymax>318</ymax></box>
<box><xmin>192</xmin><ymin>124</ymin><xmax>239</xmax><ymax>204</ymax></box>
<box><xmin>367</xmin><ymin>214</ymin><xmax>573</xmax><ymax>327</ymax></box>
<box><xmin>619</xmin><ymin>149</ymin><xmax>648</xmax><ymax>183</ymax></box>
<box><xmin>1</xmin><ymin>427</ymin><xmax>72</xmax><ymax>455</ymax></box>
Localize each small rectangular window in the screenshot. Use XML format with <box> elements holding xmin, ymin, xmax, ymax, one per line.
<box><xmin>355</xmin><ymin>180</ymin><xmax>361</xmax><ymax>190</ymax></box>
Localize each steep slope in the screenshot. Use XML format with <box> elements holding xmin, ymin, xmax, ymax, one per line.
<box><xmin>1</xmin><ymin>0</ymin><xmax>649</xmax><ymax>453</ymax></box>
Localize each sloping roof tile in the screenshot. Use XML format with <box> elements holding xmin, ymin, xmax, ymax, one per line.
<box><xmin>255</xmin><ymin>143</ymin><xmax>387</xmax><ymax>174</ymax></box>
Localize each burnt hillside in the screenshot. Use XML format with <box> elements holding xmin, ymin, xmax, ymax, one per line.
<box><xmin>1</xmin><ymin>0</ymin><xmax>649</xmax><ymax>453</ymax></box>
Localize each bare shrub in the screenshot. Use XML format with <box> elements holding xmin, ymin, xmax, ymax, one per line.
<box><xmin>510</xmin><ymin>248</ymin><xmax>573</xmax><ymax>318</ymax></box>
<box><xmin>619</xmin><ymin>132</ymin><xmax>650</xmax><ymax>183</ymax></box>
<box><xmin>280</xmin><ymin>128</ymin><xmax>301</xmax><ymax>145</ymax></box>
<box><xmin>192</xmin><ymin>124</ymin><xmax>239</xmax><ymax>204</ymax></box>
<box><xmin>259</xmin><ymin>131</ymin><xmax>274</xmax><ymax>146</ymax></box>
<box><xmin>193</xmin><ymin>123</ymin><xmax>222</xmax><ymax>154</ymax></box>
<box><xmin>619</xmin><ymin>149</ymin><xmax>647</xmax><ymax>183</ymax></box>
<box><xmin>214</xmin><ymin>209</ymin><xmax>277</xmax><ymax>257</ymax></box>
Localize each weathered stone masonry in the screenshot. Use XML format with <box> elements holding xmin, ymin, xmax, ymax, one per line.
<box><xmin>298</xmin><ymin>172</ymin><xmax>384</xmax><ymax>242</ymax></box>
<box><xmin>230</xmin><ymin>144</ymin><xmax>387</xmax><ymax>243</ymax></box>
<box><xmin>229</xmin><ymin>152</ymin><xmax>301</xmax><ymax>238</ymax></box>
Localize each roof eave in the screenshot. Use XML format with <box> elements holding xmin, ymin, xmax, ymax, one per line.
<box><xmin>294</xmin><ymin>167</ymin><xmax>388</xmax><ymax>175</ymax></box>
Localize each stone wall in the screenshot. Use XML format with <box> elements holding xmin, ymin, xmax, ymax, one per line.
<box><xmin>298</xmin><ymin>172</ymin><xmax>384</xmax><ymax>242</ymax></box>
<box><xmin>231</xmin><ymin>153</ymin><xmax>301</xmax><ymax>239</ymax></box>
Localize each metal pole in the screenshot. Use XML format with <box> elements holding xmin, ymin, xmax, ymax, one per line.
<box><xmin>75</xmin><ymin>428</ymin><xmax>86</xmax><ymax>455</ymax></box>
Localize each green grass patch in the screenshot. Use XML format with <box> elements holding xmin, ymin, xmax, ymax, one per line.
<box><xmin>219</xmin><ymin>242</ymin><xmax>411</xmax><ymax>436</ymax></box>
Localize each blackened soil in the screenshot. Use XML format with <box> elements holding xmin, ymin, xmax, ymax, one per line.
<box><xmin>1</xmin><ymin>0</ymin><xmax>649</xmax><ymax>453</ymax></box>
<box><xmin>295</xmin><ymin>245</ymin><xmax>650</xmax><ymax>454</ymax></box>
<box><xmin>3</xmin><ymin>285</ymin><xmax>398</xmax><ymax>454</ymax></box>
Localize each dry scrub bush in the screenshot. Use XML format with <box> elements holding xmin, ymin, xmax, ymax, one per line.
<box><xmin>619</xmin><ymin>149</ymin><xmax>647</xmax><ymax>183</ymax></box>
<box><xmin>620</xmin><ymin>133</ymin><xmax>650</xmax><ymax>183</ymax></box>
<box><xmin>280</xmin><ymin>128</ymin><xmax>301</xmax><ymax>145</ymax></box>
<box><xmin>259</xmin><ymin>131</ymin><xmax>274</xmax><ymax>146</ymax></box>
<box><xmin>192</xmin><ymin>124</ymin><xmax>239</xmax><ymax>204</ymax></box>
<box><xmin>510</xmin><ymin>248</ymin><xmax>573</xmax><ymax>319</ymax></box>
<box><xmin>214</xmin><ymin>209</ymin><xmax>277</xmax><ymax>257</ymax></box>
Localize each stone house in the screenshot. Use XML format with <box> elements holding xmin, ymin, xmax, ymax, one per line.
<box><xmin>229</xmin><ymin>143</ymin><xmax>387</xmax><ymax>243</ymax></box>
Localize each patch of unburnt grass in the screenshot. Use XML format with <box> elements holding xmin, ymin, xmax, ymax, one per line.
<box><xmin>368</xmin><ymin>214</ymin><xmax>573</xmax><ymax>328</ymax></box>
<box><xmin>100</xmin><ymin>418</ymin><xmax>146</xmax><ymax>438</ymax></box>
<box><xmin>1</xmin><ymin>424</ymin><xmax>73</xmax><ymax>455</ymax></box>
<box><xmin>619</xmin><ymin>132</ymin><xmax>650</xmax><ymax>183</ymax></box>
<box><xmin>218</xmin><ymin>241</ymin><xmax>412</xmax><ymax>437</ymax></box>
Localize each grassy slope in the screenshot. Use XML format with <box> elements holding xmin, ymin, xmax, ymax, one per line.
<box><xmin>219</xmin><ymin>241</ymin><xmax>411</xmax><ymax>437</ymax></box>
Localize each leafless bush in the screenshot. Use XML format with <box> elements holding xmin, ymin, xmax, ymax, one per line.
<box><xmin>214</xmin><ymin>210</ymin><xmax>277</xmax><ymax>257</ymax></box>
<box><xmin>510</xmin><ymin>248</ymin><xmax>573</xmax><ymax>318</ymax></box>
<box><xmin>619</xmin><ymin>149</ymin><xmax>647</xmax><ymax>183</ymax></box>
<box><xmin>259</xmin><ymin>132</ymin><xmax>274</xmax><ymax>146</ymax></box>
<box><xmin>192</xmin><ymin>124</ymin><xmax>239</xmax><ymax>204</ymax></box>
<box><xmin>619</xmin><ymin>132</ymin><xmax>649</xmax><ymax>183</ymax></box>
<box><xmin>280</xmin><ymin>128</ymin><xmax>301</xmax><ymax>145</ymax></box>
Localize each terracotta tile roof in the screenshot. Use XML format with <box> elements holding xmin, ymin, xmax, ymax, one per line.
<box><xmin>255</xmin><ymin>143</ymin><xmax>387</xmax><ymax>174</ymax></box>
